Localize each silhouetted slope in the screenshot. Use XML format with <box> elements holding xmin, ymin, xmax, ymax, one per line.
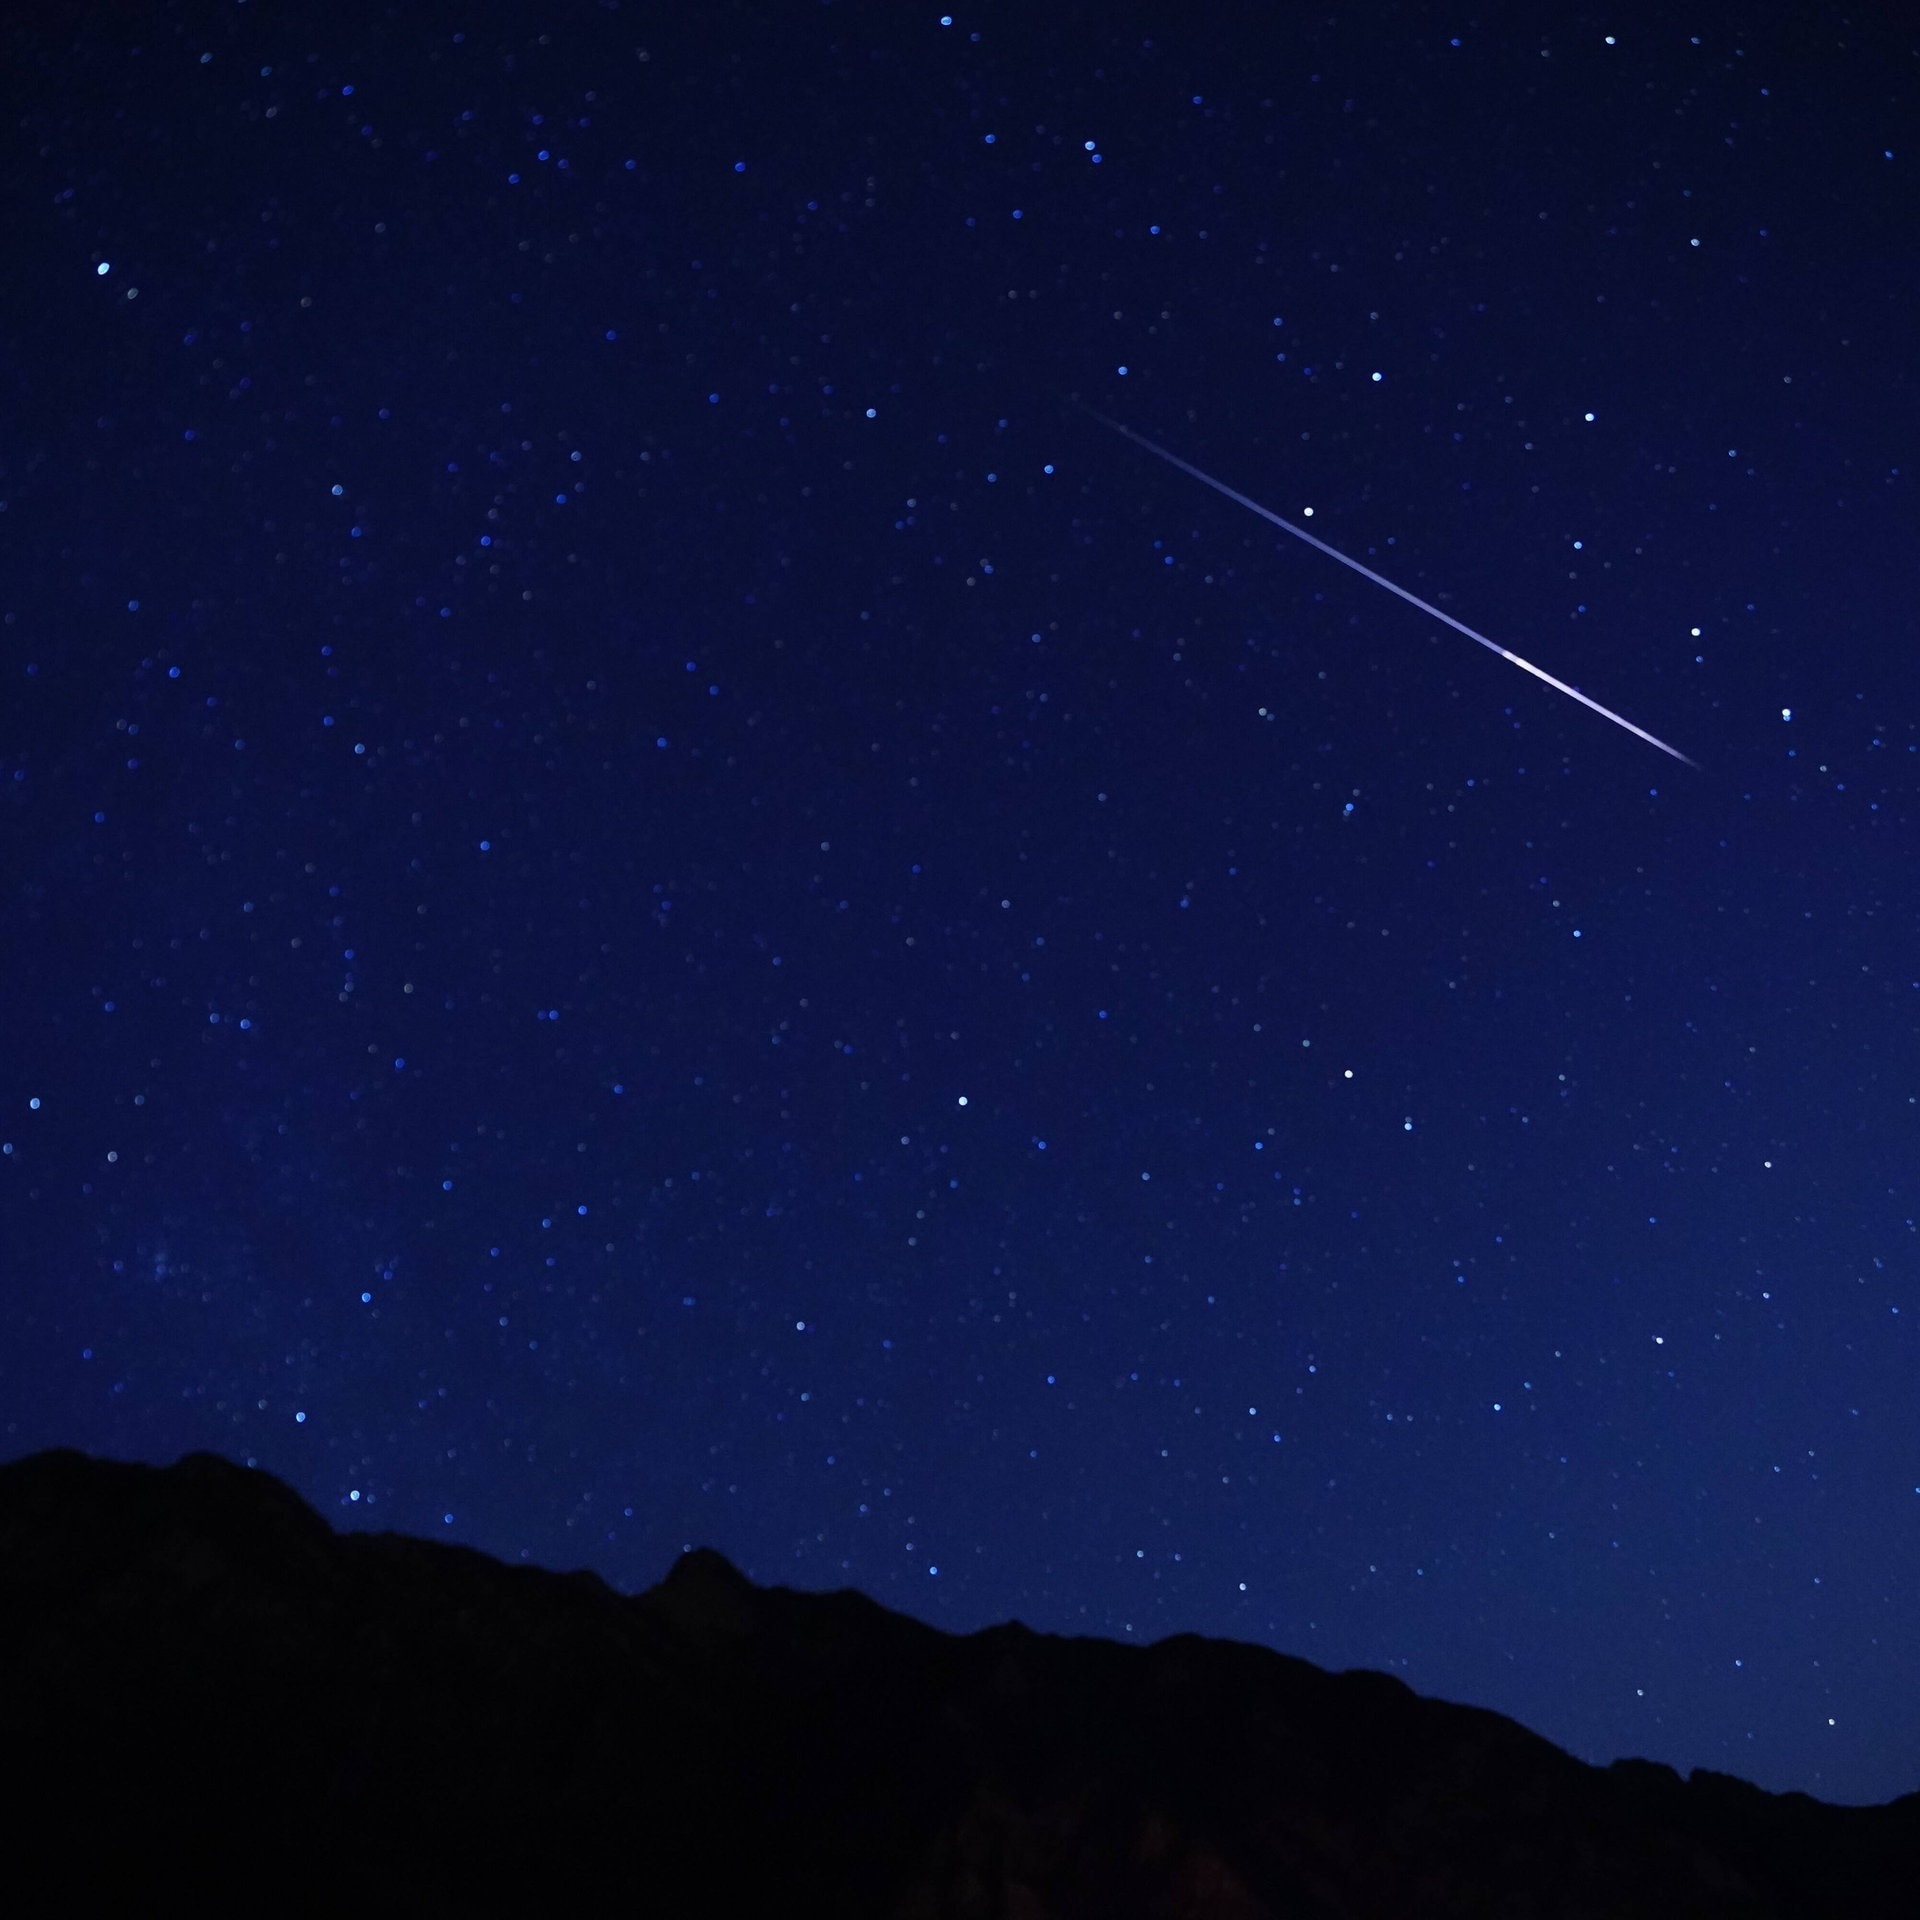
<box><xmin>2</xmin><ymin>1447</ymin><xmax>1914</xmax><ymax>1914</ymax></box>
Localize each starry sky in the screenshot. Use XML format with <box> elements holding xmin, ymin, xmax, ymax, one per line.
<box><xmin>4</xmin><ymin>0</ymin><xmax>1917</xmax><ymax>1804</ymax></box>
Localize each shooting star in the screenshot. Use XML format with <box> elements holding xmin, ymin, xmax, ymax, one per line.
<box><xmin>1082</xmin><ymin>407</ymin><xmax>1697</xmax><ymax>768</ymax></box>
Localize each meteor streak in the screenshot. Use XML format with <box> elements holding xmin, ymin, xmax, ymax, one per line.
<box><xmin>1082</xmin><ymin>407</ymin><xmax>1697</xmax><ymax>768</ymax></box>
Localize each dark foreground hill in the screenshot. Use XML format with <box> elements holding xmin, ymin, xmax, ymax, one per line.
<box><xmin>3</xmin><ymin>1449</ymin><xmax>1915</xmax><ymax>1916</ymax></box>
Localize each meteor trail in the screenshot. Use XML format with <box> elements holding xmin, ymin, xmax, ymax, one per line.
<box><xmin>1082</xmin><ymin>407</ymin><xmax>1698</xmax><ymax>769</ymax></box>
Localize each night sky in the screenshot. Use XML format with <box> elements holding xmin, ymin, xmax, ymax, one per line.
<box><xmin>5</xmin><ymin>1</ymin><xmax>1917</xmax><ymax>1805</ymax></box>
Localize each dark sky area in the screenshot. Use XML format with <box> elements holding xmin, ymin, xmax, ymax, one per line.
<box><xmin>4</xmin><ymin>0</ymin><xmax>1917</xmax><ymax>1804</ymax></box>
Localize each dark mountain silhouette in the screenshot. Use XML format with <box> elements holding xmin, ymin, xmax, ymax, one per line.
<box><xmin>3</xmin><ymin>1447</ymin><xmax>1914</xmax><ymax>1915</ymax></box>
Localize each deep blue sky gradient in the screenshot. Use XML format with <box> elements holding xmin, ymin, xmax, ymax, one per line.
<box><xmin>3</xmin><ymin>0</ymin><xmax>1917</xmax><ymax>1803</ymax></box>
